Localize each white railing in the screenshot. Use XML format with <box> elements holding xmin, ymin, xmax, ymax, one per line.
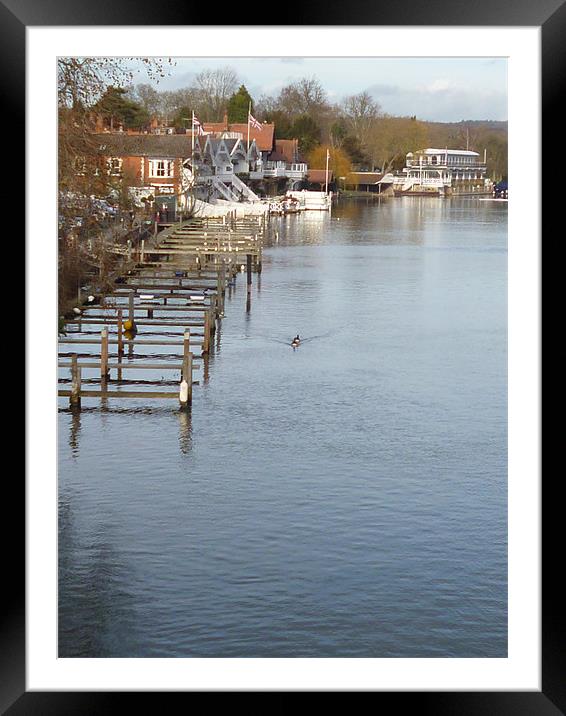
<box><xmin>407</xmin><ymin>159</ymin><xmax>487</xmax><ymax>170</ymax></box>
<box><xmin>286</xmin><ymin>169</ymin><xmax>308</xmax><ymax>179</ymax></box>
<box><xmin>263</xmin><ymin>168</ymin><xmax>287</xmax><ymax>178</ymax></box>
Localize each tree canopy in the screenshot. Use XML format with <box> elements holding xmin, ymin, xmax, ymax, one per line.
<box><xmin>227</xmin><ymin>85</ymin><xmax>253</xmax><ymax>123</ymax></box>
<box><xmin>307</xmin><ymin>145</ymin><xmax>352</xmax><ymax>182</ymax></box>
<box><xmin>94</xmin><ymin>86</ymin><xmax>150</xmax><ymax>130</ymax></box>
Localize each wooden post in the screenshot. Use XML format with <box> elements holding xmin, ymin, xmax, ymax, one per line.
<box><xmin>100</xmin><ymin>327</ymin><xmax>109</xmax><ymax>382</ymax></box>
<box><xmin>246</xmin><ymin>254</ymin><xmax>252</xmax><ymax>292</ymax></box>
<box><xmin>202</xmin><ymin>308</ymin><xmax>215</xmax><ymax>353</ymax></box>
<box><xmin>179</xmin><ymin>347</ymin><xmax>192</xmax><ymax>408</ymax></box>
<box><xmin>203</xmin><ymin>311</ymin><xmax>210</xmax><ymax>353</ymax></box>
<box><xmin>179</xmin><ymin>328</ymin><xmax>193</xmax><ymax>408</ymax></box>
<box><xmin>117</xmin><ymin>309</ymin><xmax>124</xmax><ymax>356</ymax></box>
<box><xmin>140</xmin><ymin>239</ymin><xmax>145</xmax><ymax>263</ymax></box>
<box><xmin>70</xmin><ymin>353</ymin><xmax>81</xmax><ymax>408</ymax></box>
<box><xmin>128</xmin><ymin>290</ymin><xmax>135</xmax><ymax>325</ymax></box>
<box><xmin>186</xmin><ymin>355</ymin><xmax>193</xmax><ymax>405</ymax></box>
<box><xmin>182</xmin><ymin>330</ymin><xmax>190</xmax><ymax>381</ymax></box>
<box><xmin>246</xmin><ymin>253</ymin><xmax>252</xmax><ymax>312</ymax></box>
<box><xmin>220</xmin><ymin>261</ymin><xmax>226</xmax><ymax>301</ymax></box>
<box><xmin>217</xmin><ymin>267</ymin><xmax>223</xmax><ymax>315</ymax></box>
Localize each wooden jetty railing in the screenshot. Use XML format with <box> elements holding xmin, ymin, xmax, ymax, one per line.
<box><xmin>58</xmin><ymin>213</ymin><xmax>268</xmax><ymax>411</ymax></box>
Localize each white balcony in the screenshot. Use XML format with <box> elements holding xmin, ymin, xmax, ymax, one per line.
<box><xmin>264</xmin><ymin>161</ymin><xmax>287</xmax><ymax>178</ymax></box>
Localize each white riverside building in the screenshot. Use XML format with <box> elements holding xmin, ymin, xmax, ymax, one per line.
<box><xmin>391</xmin><ymin>148</ymin><xmax>492</xmax><ymax>196</ymax></box>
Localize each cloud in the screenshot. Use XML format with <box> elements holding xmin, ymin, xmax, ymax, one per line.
<box><xmin>427</xmin><ymin>79</ymin><xmax>452</xmax><ymax>93</ymax></box>
<box><xmin>365</xmin><ymin>82</ymin><xmax>507</xmax><ymax>122</ymax></box>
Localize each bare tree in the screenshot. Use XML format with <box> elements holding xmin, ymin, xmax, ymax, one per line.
<box><xmin>276</xmin><ymin>77</ymin><xmax>329</xmax><ymax>119</ymax></box>
<box><xmin>128</xmin><ymin>82</ymin><xmax>163</xmax><ymax>118</ymax></box>
<box><xmin>366</xmin><ymin>115</ymin><xmax>429</xmax><ymax>174</ymax></box>
<box><xmin>342</xmin><ymin>91</ymin><xmax>382</xmax><ymax>147</ymax></box>
<box><xmin>194</xmin><ymin>67</ymin><xmax>239</xmax><ymax>121</ymax></box>
<box><xmin>57</xmin><ymin>57</ymin><xmax>172</xmax><ymax>312</ymax></box>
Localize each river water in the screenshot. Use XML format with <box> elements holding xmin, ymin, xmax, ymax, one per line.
<box><xmin>58</xmin><ymin>196</ymin><xmax>508</xmax><ymax>658</ymax></box>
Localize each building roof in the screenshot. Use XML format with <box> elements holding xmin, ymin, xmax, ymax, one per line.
<box><xmin>307</xmin><ymin>169</ymin><xmax>333</xmax><ymax>183</ymax></box>
<box><xmin>421</xmin><ymin>148</ymin><xmax>480</xmax><ymax>156</ymax></box>
<box><xmin>202</xmin><ymin>121</ymin><xmax>275</xmax><ymax>152</ymax></box>
<box><xmin>94</xmin><ymin>133</ymin><xmax>192</xmax><ymax>158</ymax></box>
<box><xmin>347</xmin><ymin>172</ymin><xmax>383</xmax><ymax>184</ymax></box>
<box><xmin>273</xmin><ymin>139</ymin><xmax>299</xmax><ymax>164</ymax></box>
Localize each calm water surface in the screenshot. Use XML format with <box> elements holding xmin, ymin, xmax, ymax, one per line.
<box><xmin>58</xmin><ymin>197</ymin><xmax>507</xmax><ymax>657</ymax></box>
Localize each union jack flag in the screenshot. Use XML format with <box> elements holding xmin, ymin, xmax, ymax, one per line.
<box><xmin>248</xmin><ymin>112</ymin><xmax>263</xmax><ymax>130</ymax></box>
<box><xmin>192</xmin><ymin>114</ymin><xmax>205</xmax><ymax>135</ymax></box>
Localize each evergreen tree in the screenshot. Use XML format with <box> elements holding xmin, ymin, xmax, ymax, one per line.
<box><xmin>290</xmin><ymin>114</ymin><xmax>321</xmax><ymax>155</ymax></box>
<box><xmin>95</xmin><ymin>86</ymin><xmax>150</xmax><ymax>129</ymax></box>
<box><xmin>227</xmin><ymin>85</ymin><xmax>253</xmax><ymax>123</ymax></box>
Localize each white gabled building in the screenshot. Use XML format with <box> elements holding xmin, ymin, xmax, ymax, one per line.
<box><xmin>182</xmin><ymin>135</ymin><xmax>262</xmax><ymax>203</ymax></box>
<box><xmin>393</xmin><ymin>148</ymin><xmax>492</xmax><ymax>196</ymax></box>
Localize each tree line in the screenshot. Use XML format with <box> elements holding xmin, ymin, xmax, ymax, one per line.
<box><xmin>58</xmin><ymin>58</ymin><xmax>508</xmax><ymax>203</ymax></box>
<box><xmin>125</xmin><ymin>69</ymin><xmax>507</xmax><ymax>180</ymax></box>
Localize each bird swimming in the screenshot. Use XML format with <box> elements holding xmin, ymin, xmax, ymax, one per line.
<box><xmin>291</xmin><ymin>334</ymin><xmax>300</xmax><ymax>348</ymax></box>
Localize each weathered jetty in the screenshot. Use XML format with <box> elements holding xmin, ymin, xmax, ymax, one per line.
<box><xmin>58</xmin><ymin>212</ymin><xmax>268</xmax><ymax>411</ymax></box>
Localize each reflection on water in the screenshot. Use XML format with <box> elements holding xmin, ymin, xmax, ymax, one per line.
<box><xmin>58</xmin><ymin>197</ymin><xmax>508</xmax><ymax>658</ymax></box>
<box><xmin>59</xmin><ymin>495</ymin><xmax>140</xmax><ymax>657</ymax></box>
<box><xmin>68</xmin><ymin>409</ymin><xmax>81</xmax><ymax>457</ymax></box>
<box><xmin>177</xmin><ymin>409</ymin><xmax>193</xmax><ymax>455</ymax></box>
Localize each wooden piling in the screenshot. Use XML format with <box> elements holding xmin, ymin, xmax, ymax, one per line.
<box><xmin>128</xmin><ymin>290</ymin><xmax>135</xmax><ymax>325</ymax></box>
<box><xmin>59</xmin><ymin>212</ymin><xmax>267</xmax><ymax>409</ymax></box>
<box><xmin>117</xmin><ymin>309</ymin><xmax>124</xmax><ymax>356</ymax></box>
<box><xmin>203</xmin><ymin>311</ymin><xmax>210</xmax><ymax>353</ymax></box>
<box><xmin>70</xmin><ymin>353</ymin><xmax>81</xmax><ymax>408</ymax></box>
<box><xmin>100</xmin><ymin>327</ymin><xmax>109</xmax><ymax>382</ymax></box>
<box><xmin>182</xmin><ymin>330</ymin><xmax>190</xmax><ymax>381</ymax></box>
<box><xmin>219</xmin><ymin>262</ymin><xmax>226</xmax><ymax>313</ymax></box>
<box><xmin>217</xmin><ymin>268</ymin><xmax>223</xmax><ymax>314</ymax></box>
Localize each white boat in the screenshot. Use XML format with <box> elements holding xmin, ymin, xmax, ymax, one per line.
<box><xmin>286</xmin><ymin>190</ymin><xmax>332</xmax><ymax>211</ymax></box>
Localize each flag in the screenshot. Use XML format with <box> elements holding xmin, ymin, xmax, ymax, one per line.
<box><xmin>248</xmin><ymin>112</ymin><xmax>262</xmax><ymax>130</ymax></box>
<box><xmin>192</xmin><ymin>114</ymin><xmax>205</xmax><ymax>135</ymax></box>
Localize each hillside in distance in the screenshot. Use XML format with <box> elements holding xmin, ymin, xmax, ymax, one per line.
<box><xmin>423</xmin><ymin>119</ymin><xmax>508</xmax><ymax>150</ymax></box>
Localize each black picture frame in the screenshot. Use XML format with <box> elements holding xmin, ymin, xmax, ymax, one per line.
<box><xmin>13</xmin><ymin>0</ymin><xmax>551</xmax><ymax>709</ymax></box>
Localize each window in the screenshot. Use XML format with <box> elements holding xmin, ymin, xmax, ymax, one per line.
<box><xmin>107</xmin><ymin>157</ymin><xmax>122</xmax><ymax>176</ymax></box>
<box><xmin>149</xmin><ymin>159</ymin><xmax>174</xmax><ymax>178</ymax></box>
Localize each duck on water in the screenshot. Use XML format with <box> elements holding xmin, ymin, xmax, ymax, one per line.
<box><xmin>291</xmin><ymin>335</ymin><xmax>301</xmax><ymax>348</ymax></box>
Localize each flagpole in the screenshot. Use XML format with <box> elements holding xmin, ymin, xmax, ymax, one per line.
<box><xmin>247</xmin><ymin>101</ymin><xmax>251</xmax><ymax>152</ymax></box>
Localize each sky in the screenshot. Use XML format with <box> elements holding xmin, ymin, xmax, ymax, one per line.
<box><xmin>137</xmin><ymin>57</ymin><xmax>507</xmax><ymax>124</ymax></box>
